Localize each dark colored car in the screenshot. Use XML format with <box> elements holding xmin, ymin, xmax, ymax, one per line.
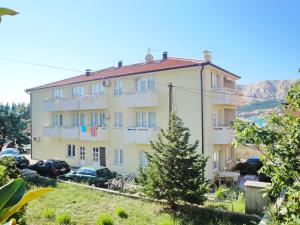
<box><xmin>0</xmin><ymin>148</ymin><xmax>20</xmax><ymax>156</ymax></box>
<box><xmin>236</xmin><ymin>156</ymin><xmax>263</xmax><ymax>175</ymax></box>
<box><xmin>59</xmin><ymin>166</ymin><xmax>112</xmax><ymax>187</ymax></box>
<box><xmin>0</xmin><ymin>154</ymin><xmax>29</xmax><ymax>169</ymax></box>
<box><xmin>29</xmin><ymin>159</ymin><xmax>70</xmax><ymax>178</ymax></box>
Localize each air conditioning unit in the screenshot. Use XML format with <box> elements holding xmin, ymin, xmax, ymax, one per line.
<box><xmin>102</xmin><ymin>80</ymin><xmax>111</xmax><ymax>87</ymax></box>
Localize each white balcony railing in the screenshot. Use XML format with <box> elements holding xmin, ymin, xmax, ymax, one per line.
<box><xmin>210</xmin><ymin>88</ymin><xmax>245</xmax><ymax>106</ymax></box>
<box><xmin>43</xmin><ymin>126</ymin><xmax>60</xmax><ymax>138</ymax></box>
<box><xmin>43</xmin><ymin>98</ymin><xmax>79</xmax><ymax>112</ymax></box>
<box><xmin>212</xmin><ymin>126</ymin><xmax>234</xmax><ymax>144</ymax></box>
<box><xmin>60</xmin><ymin>126</ymin><xmax>80</xmax><ymax>139</ymax></box>
<box><xmin>80</xmin><ymin>127</ymin><xmax>108</xmax><ymax>142</ymax></box>
<box><xmin>79</xmin><ymin>95</ymin><xmax>108</xmax><ymax>110</ymax></box>
<box><xmin>124</xmin><ymin>127</ymin><xmax>158</xmax><ymax>144</ymax></box>
<box><xmin>123</xmin><ymin>91</ymin><xmax>159</xmax><ymax>108</ymax></box>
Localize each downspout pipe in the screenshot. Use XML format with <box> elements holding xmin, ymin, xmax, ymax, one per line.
<box><xmin>200</xmin><ymin>63</ymin><xmax>205</xmax><ymax>154</ymax></box>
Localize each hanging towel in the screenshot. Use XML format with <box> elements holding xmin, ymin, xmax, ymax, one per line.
<box><xmin>81</xmin><ymin>126</ymin><xmax>87</xmax><ymax>133</ymax></box>
<box><xmin>91</xmin><ymin>126</ymin><xmax>97</xmax><ymax>137</ymax></box>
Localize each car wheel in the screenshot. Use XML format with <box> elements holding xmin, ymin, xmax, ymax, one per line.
<box><xmin>90</xmin><ymin>183</ymin><xmax>96</xmax><ymax>187</ymax></box>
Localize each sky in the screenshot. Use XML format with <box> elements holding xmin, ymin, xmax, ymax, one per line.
<box><xmin>0</xmin><ymin>0</ymin><xmax>299</xmax><ymax>103</ymax></box>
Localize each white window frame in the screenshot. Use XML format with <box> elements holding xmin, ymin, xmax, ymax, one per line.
<box><xmin>92</xmin><ymin>147</ymin><xmax>99</xmax><ymax>163</ymax></box>
<box><xmin>135</xmin><ymin>112</ymin><xmax>156</xmax><ymax>128</ymax></box>
<box><xmin>80</xmin><ymin>146</ymin><xmax>85</xmax><ymax>161</ymax></box>
<box><xmin>226</xmin><ymin>146</ymin><xmax>234</xmax><ymax>163</ymax></box>
<box><xmin>114</xmin><ymin>112</ymin><xmax>123</xmax><ymax>128</ymax></box>
<box><xmin>73</xmin><ymin>113</ymin><xmax>85</xmax><ymax>127</ymax></box>
<box><xmin>114</xmin><ymin>80</ymin><xmax>122</xmax><ymax>96</ymax></box>
<box><xmin>73</xmin><ymin>86</ymin><xmax>85</xmax><ymax>97</ymax></box>
<box><xmin>52</xmin><ymin>114</ymin><xmax>63</xmax><ymax>127</ymax></box>
<box><xmin>135</xmin><ymin>77</ymin><xmax>155</xmax><ymax>92</ymax></box>
<box><xmin>212</xmin><ymin>151</ymin><xmax>219</xmax><ymax>171</ymax></box>
<box><xmin>53</xmin><ymin>88</ymin><xmax>63</xmax><ymax>99</ymax></box>
<box><xmin>91</xmin><ymin>83</ymin><xmax>105</xmax><ymax>95</ymax></box>
<box><xmin>139</xmin><ymin>151</ymin><xmax>148</xmax><ymax>168</ymax></box>
<box><xmin>211</xmin><ymin>73</ymin><xmax>222</xmax><ymax>88</ymax></box>
<box><xmin>90</xmin><ymin>113</ymin><xmax>106</xmax><ymax>127</ymax></box>
<box><xmin>114</xmin><ymin>149</ymin><xmax>124</xmax><ymax>165</ymax></box>
<box><xmin>212</xmin><ymin>109</ymin><xmax>222</xmax><ymax>127</ymax></box>
<box><xmin>67</xmin><ymin>144</ymin><xmax>76</xmax><ymax>158</ymax></box>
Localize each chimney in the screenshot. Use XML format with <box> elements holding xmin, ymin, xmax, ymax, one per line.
<box><xmin>162</xmin><ymin>51</ymin><xmax>168</xmax><ymax>60</ymax></box>
<box><xmin>118</xmin><ymin>60</ymin><xmax>123</xmax><ymax>68</ymax></box>
<box><xmin>145</xmin><ymin>48</ymin><xmax>154</xmax><ymax>63</ymax></box>
<box><xmin>85</xmin><ymin>69</ymin><xmax>92</xmax><ymax>76</ymax></box>
<box><xmin>203</xmin><ymin>50</ymin><xmax>212</xmax><ymax>62</ymax></box>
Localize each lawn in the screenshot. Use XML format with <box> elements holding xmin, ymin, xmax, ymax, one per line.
<box><xmin>24</xmin><ymin>182</ymin><xmax>254</xmax><ymax>225</ymax></box>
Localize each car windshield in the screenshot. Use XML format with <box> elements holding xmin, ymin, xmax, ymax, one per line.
<box><xmin>247</xmin><ymin>158</ymin><xmax>260</xmax><ymax>164</ymax></box>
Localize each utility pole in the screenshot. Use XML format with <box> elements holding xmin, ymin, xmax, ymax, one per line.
<box><xmin>168</xmin><ymin>82</ymin><xmax>173</xmax><ymax>114</ymax></box>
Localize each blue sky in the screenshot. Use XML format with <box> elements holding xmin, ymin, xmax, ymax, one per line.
<box><xmin>0</xmin><ymin>0</ymin><xmax>299</xmax><ymax>103</ymax></box>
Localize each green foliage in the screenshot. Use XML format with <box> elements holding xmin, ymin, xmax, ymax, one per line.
<box><xmin>0</xmin><ymin>104</ymin><xmax>30</xmax><ymax>151</ymax></box>
<box><xmin>43</xmin><ymin>208</ymin><xmax>55</xmax><ymax>221</ymax></box>
<box><xmin>0</xmin><ymin>7</ymin><xmax>18</xmax><ymax>23</ymax></box>
<box><xmin>0</xmin><ymin>157</ymin><xmax>21</xmax><ymax>183</ymax></box>
<box><xmin>56</xmin><ymin>213</ymin><xmax>71</xmax><ymax>225</ymax></box>
<box><xmin>157</xmin><ymin>217</ymin><xmax>174</xmax><ymax>225</ymax></box>
<box><xmin>285</xmin><ymin>80</ymin><xmax>300</xmax><ymax>110</ymax></box>
<box><xmin>237</xmin><ymin>99</ymin><xmax>282</xmax><ymax>113</ymax></box>
<box><xmin>115</xmin><ymin>207</ymin><xmax>128</xmax><ymax>219</ymax></box>
<box><xmin>139</xmin><ymin>113</ymin><xmax>209</xmax><ymax>208</ymax></box>
<box><xmin>97</xmin><ymin>213</ymin><xmax>114</xmax><ymax>225</ymax></box>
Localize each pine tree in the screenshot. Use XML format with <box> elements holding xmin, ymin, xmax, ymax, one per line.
<box><xmin>139</xmin><ymin>113</ymin><xmax>208</xmax><ymax>208</ymax></box>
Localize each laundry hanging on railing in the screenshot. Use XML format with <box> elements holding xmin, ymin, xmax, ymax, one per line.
<box><xmin>91</xmin><ymin>126</ymin><xmax>97</xmax><ymax>137</ymax></box>
<box><xmin>81</xmin><ymin>126</ymin><xmax>87</xmax><ymax>133</ymax></box>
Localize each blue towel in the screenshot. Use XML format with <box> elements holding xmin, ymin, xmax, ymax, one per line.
<box><xmin>81</xmin><ymin>126</ymin><xmax>87</xmax><ymax>132</ymax></box>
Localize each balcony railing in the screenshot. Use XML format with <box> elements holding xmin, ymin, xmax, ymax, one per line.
<box><xmin>124</xmin><ymin>127</ymin><xmax>158</xmax><ymax>144</ymax></box>
<box><xmin>212</xmin><ymin>126</ymin><xmax>234</xmax><ymax>144</ymax></box>
<box><xmin>123</xmin><ymin>91</ymin><xmax>159</xmax><ymax>108</ymax></box>
<box><xmin>43</xmin><ymin>98</ymin><xmax>79</xmax><ymax>112</ymax></box>
<box><xmin>210</xmin><ymin>87</ymin><xmax>245</xmax><ymax>106</ymax></box>
<box><xmin>80</xmin><ymin>127</ymin><xmax>108</xmax><ymax>142</ymax></box>
<box><xmin>79</xmin><ymin>95</ymin><xmax>108</xmax><ymax>110</ymax></box>
<box><xmin>43</xmin><ymin>126</ymin><xmax>60</xmax><ymax>138</ymax></box>
<box><xmin>61</xmin><ymin>126</ymin><xmax>80</xmax><ymax>140</ymax></box>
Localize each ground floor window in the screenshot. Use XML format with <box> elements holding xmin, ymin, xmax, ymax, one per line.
<box><xmin>226</xmin><ymin>146</ymin><xmax>234</xmax><ymax>162</ymax></box>
<box><xmin>80</xmin><ymin>147</ymin><xmax>85</xmax><ymax>160</ymax></box>
<box><xmin>67</xmin><ymin>144</ymin><xmax>75</xmax><ymax>157</ymax></box>
<box><xmin>139</xmin><ymin>151</ymin><xmax>148</xmax><ymax>168</ymax></box>
<box><xmin>114</xmin><ymin>149</ymin><xmax>124</xmax><ymax>165</ymax></box>
<box><xmin>212</xmin><ymin>151</ymin><xmax>219</xmax><ymax>171</ymax></box>
<box><xmin>93</xmin><ymin>147</ymin><xmax>99</xmax><ymax>163</ymax></box>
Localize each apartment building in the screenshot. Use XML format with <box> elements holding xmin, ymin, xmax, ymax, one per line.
<box><xmin>26</xmin><ymin>50</ymin><xmax>243</xmax><ymax>179</ymax></box>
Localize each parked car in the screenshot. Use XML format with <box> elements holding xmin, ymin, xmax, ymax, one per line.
<box><xmin>0</xmin><ymin>154</ymin><xmax>29</xmax><ymax>169</ymax></box>
<box><xmin>58</xmin><ymin>166</ymin><xmax>113</xmax><ymax>187</ymax></box>
<box><xmin>29</xmin><ymin>159</ymin><xmax>70</xmax><ymax>178</ymax></box>
<box><xmin>235</xmin><ymin>156</ymin><xmax>263</xmax><ymax>175</ymax></box>
<box><xmin>0</xmin><ymin>148</ymin><xmax>20</xmax><ymax>156</ymax></box>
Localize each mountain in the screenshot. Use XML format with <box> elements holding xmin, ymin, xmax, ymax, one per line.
<box><xmin>236</xmin><ymin>79</ymin><xmax>298</xmax><ymax>118</ymax></box>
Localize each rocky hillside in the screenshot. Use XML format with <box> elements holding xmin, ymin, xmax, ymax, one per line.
<box><xmin>237</xmin><ymin>79</ymin><xmax>298</xmax><ymax>118</ymax></box>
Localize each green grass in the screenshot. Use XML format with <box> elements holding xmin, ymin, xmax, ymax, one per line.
<box><xmin>24</xmin><ymin>183</ymin><xmax>250</xmax><ymax>225</ymax></box>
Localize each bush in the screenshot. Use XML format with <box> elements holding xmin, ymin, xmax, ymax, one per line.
<box><xmin>43</xmin><ymin>208</ymin><xmax>55</xmax><ymax>220</ymax></box>
<box><xmin>115</xmin><ymin>207</ymin><xmax>128</xmax><ymax>219</ymax></box>
<box><xmin>0</xmin><ymin>157</ymin><xmax>20</xmax><ymax>182</ymax></box>
<box><xmin>56</xmin><ymin>212</ymin><xmax>71</xmax><ymax>225</ymax></box>
<box><xmin>157</xmin><ymin>218</ymin><xmax>174</xmax><ymax>225</ymax></box>
<box><xmin>97</xmin><ymin>213</ymin><xmax>114</xmax><ymax>225</ymax></box>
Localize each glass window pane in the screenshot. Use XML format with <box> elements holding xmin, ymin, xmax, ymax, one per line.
<box><xmin>136</xmin><ymin>112</ymin><xmax>141</xmax><ymax>127</ymax></box>
<box><xmin>148</xmin><ymin>112</ymin><xmax>156</xmax><ymax>128</ymax></box>
<box><xmin>148</xmin><ymin>78</ymin><xmax>155</xmax><ymax>91</ymax></box>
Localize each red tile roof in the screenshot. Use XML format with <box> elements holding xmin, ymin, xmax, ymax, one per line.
<box><xmin>26</xmin><ymin>57</ymin><xmax>239</xmax><ymax>91</ymax></box>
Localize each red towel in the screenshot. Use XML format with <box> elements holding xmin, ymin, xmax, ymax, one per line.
<box><xmin>91</xmin><ymin>126</ymin><xmax>97</xmax><ymax>137</ymax></box>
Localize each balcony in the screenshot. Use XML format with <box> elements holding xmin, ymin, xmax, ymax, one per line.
<box><xmin>43</xmin><ymin>126</ymin><xmax>60</xmax><ymax>138</ymax></box>
<box><xmin>212</xmin><ymin>126</ymin><xmax>234</xmax><ymax>144</ymax></box>
<box><xmin>80</xmin><ymin>127</ymin><xmax>108</xmax><ymax>142</ymax></box>
<box><xmin>124</xmin><ymin>127</ymin><xmax>158</xmax><ymax>144</ymax></box>
<box><xmin>43</xmin><ymin>98</ymin><xmax>79</xmax><ymax>112</ymax></box>
<box><xmin>61</xmin><ymin>126</ymin><xmax>80</xmax><ymax>140</ymax></box>
<box><xmin>123</xmin><ymin>91</ymin><xmax>159</xmax><ymax>108</ymax></box>
<box><xmin>79</xmin><ymin>95</ymin><xmax>108</xmax><ymax>110</ymax></box>
<box><xmin>210</xmin><ymin>88</ymin><xmax>245</xmax><ymax>106</ymax></box>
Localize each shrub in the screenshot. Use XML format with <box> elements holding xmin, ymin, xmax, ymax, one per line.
<box><xmin>56</xmin><ymin>212</ymin><xmax>71</xmax><ymax>225</ymax></box>
<box><xmin>115</xmin><ymin>207</ymin><xmax>128</xmax><ymax>219</ymax></box>
<box><xmin>97</xmin><ymin>213</ymin><xmax>114</xmax><ymax>225</ymax></box>
<box><xmin>157</xmin><ymin>218</ymin><xmax>174</xmax><ymax>225</ymax></box>
<box><xmin>43</xmin><ymin>208</ymin><xmax>55</xmax><ymax>220</ymax></box>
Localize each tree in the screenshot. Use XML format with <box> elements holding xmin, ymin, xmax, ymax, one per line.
<box><xmin>139</xmin><ymin>113</ymin><xmax>208</xmax><ymax>208</ymax></box>
<box><xmin>0</xmin><ymin>8</ymin><xmax>18</xmax><ymax>23</ymax></box>
<box><xmin>0</xmin><ymin>104</ymin><xmax>30</xmax><ymax>151</ymax></box>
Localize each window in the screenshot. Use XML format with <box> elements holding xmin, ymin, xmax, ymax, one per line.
<box><xmin>211</xmin><ymin>73</ymin><xmax>222</xmax><ymax>88</ymax></box>
<box><xmin>135</xmin><ymin>77</ymin><xmax>155</xmax><ymax>92</ymax></box>
<box><xmin>73</xmin><ymin>113</ymin><xmax>85</xmax><ymax>126</ymax></box>
<box><xmin>91</xmin><ymin>83</ymin><xmax>105</xmax><ymax>95</ymax></box>
<box><xmin>226</xmin><ymin>146</ymin><xmax>234</xmax><ymax>162</ymax></box>
<box><xmin>80</xmin><ymin>147</ymin><xmax>85</xmax><ymax>160</ymax></box>
<box><xmin>114</xmin><ymin>149</ymin><xmax>124</xmax><ymax>165</ymax></box>
<box><xmin>114</xmin><ymin>80</ymin><xmax>122</xmax><ymax>96</ymax></box>
<box><xmin>93</xmin><ymin>147</ymin><xmax>99</xmax><ymax>162</ymax></box>
<box><xmin>73</xmin><ymin>86</ymin><xmax>84</xmax><ymax>97</ymax></box>
<box><xmin>90</xmin><ymin>113</ymin><xmax>105</xmax><ymax>127</ymax></box>
<box><xmin>212</xmin><ymin>152</ymin><xmax>219</xmax><ymax>171</ymax></box>
<box><xmin>114</xmin><ymin>112</ymin><xmax>123</xmax><ymax>128</ymax></box>
<box><xmin>212</xmin><ymin>109</ymin><xmax>222</xmax><ymax>127</ymax></box>
<box><xmin>53</xmin><ymin>88</ymin><xmax>63</xmax><ymax>99</ymax></box>
<box><xmin>67</xmin><ymin>144</ymin><xmax>75</xmax><ymax>157</ymax></box>
<box><xmin>139</xmin><ymin>151</ymin><xmax>148</xmax><ymax>167</ymax></box>
<box><xmin>52</xmin><ymin>114</ymin><xmax>63</xmax><ymax>126</ymax></box>
<box><xmin>135</xmin><ymin>112</ymin><xmax>156</xmax><ymax>128</ymax></box>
